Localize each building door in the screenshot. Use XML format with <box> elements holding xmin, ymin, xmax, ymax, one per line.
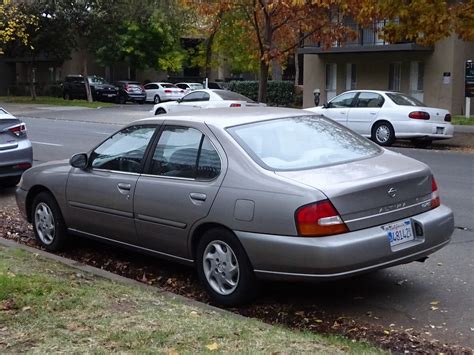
<box><xmin>410</xmin><ymin>61</ymin><xmax>424</xmax><ymax>102</ymax></box>
<box><xmin>325</xmin><ymin>63</ymin><xmax>337</xmax><ymax>101</ymax></box>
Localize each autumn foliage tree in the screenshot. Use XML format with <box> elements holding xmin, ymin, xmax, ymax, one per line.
<box><xmin>0</xmin><ymin>2</ymin><xmax>37</xmax><ymax>55</ymax></box>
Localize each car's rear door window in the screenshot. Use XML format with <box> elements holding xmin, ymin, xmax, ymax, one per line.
<box><xmin>355</xmin><ymin>92</ymin><xmax>384</xmax><ymax>108</ymax></box>
<box><xmin>228</xmin><ymin>116</ymin><xmax>380</xmax><ymax>171</ymax></box>
<box><xmin>148</xmin><ymin>126</ymin><xmax>220</xmax><ymax>180</ymax></box>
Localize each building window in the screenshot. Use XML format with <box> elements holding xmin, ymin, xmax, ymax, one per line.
<box><xmin>388</xmin><ymin>63</ymin><xmax>401</xmax><ymax>91</ymax></box>
<box><xmin>346</xmin><ymin>63</ymin><xmax>356</xmax><ymax>90</ymax></box>
<box><xmin>325</xmin><ymin>63</ymin><xmax>337</xmax><ymax>100</ymax></box>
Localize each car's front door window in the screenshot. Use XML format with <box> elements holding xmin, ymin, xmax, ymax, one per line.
<box><xmin>328</xmin><ymin>92</ymin><xmax>357</xmax><ymax>108</ymax></box>
<box><xmin>90</xmin><ymin>126</ymin><xmax>156</xmax><ymax>173</ymax></box>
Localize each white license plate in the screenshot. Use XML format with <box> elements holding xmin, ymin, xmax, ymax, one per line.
<box><xmin>436</xmin><ymin>127</ymin><xmax>444</xmax><ymax>134</ymax></box>
<box><xmin>382</xmin><ymin>219</ymin><xmax>414</xmax><ymax>247</ymax></box>
<box><xmin>107</xmin><ymin>94</ymin><xmax>114</xmax><ymax>97</ymax></box>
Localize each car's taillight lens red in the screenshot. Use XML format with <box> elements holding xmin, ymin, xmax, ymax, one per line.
<box><xmin>409</xmin><ymin>111</ymin><xmax>430</xmax><ymax>120</ymax></box>
<box><xmin>164</xmin><ymin>89</ymin><xmax>172</xmax><ymax>93</ymax></box>
<box><xmin>295</xmin><ymin>200</ymin><xmax>348</xmax><ymax>237</ymax></box>
<box><xmin>444</xmin><ymin>114</ymin><xmax>451</xmax><ymax>122</ymax></box>
<box><xmin>230</xmin><ymin>103</ymin><xmax>241</xmax><ymax>107</ymax></box>
<box><xmin>431</xmin><ymin>177</ymin><xmax>441</xmax><ymax>209</ymax></box>
<box><xmin>8</xmin><ymin>123</ymin><xmax>27</xmax><ymax>137</ymax></box>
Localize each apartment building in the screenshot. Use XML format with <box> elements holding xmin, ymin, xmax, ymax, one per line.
<box><xmin>301</xmin><ymin>22</ymin><xmax>474</xmax><ymax>115</ymax></box>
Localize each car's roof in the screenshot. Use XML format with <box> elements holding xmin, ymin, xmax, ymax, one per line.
<box><xmin>137</xmin><ymin>107</ymin><xmax>317</xmax><ymax>129</ymax></box>
<box><xmin>176</xmin><ymin>82</ymin><xmax>203</xmax><ymax>85</ymax></box>
<box><xmin>340</xmin><ymin>89</ymin><xmax>400</xmax><ymax>95</ymax></box>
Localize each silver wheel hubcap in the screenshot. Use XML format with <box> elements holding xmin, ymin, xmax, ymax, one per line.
<box><xmin>376</xmin><ymin>125</ymin><xmax>390</xmax><ymax>143</ymax></box>
<box><xmin>34</xmin><ymin>202</ymin><xmax>55</xmax><ymax>245</ymax></box>
<box><xmin>203</xmin><ymin>240</ymin><xmax>239</xmax><ymax>295</ymax></box>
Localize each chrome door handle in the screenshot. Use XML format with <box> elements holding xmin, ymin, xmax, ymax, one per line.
<box><xmin>117</xmin><ymin>183</ymin><xmax>131</xmax><ymax>191</ymax></box>
<box><xmin>190</xmin><ymin>193</ymin><xmax>207</xmax><ymax>201</ymax></box>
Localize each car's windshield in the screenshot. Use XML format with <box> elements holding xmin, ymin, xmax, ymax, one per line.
<box><xmin>189</xmin><ymin>83</ymin><xmax>204</xmax><ymax>89</ymax></box>
<box><xmin>215</xmin><ymin>90</ymin><xmax>255</xmax><ymax>103</ymax></box>
<box><xmin>161</xmin><ymin>83</ymin><xmax>178</xmax><ymax>88</ymax></box>
<box><xmin>88</xmin><ymin>76</ymin><xmax>108</xmax><ymax>85</ymax></box>
<box><xmin>228</xmin><ymin>116</ymin><xmax>380</xmax><ymax>171</ymax></box>
<box><xmin>386</xmin><ymin>93</ymin><xmax>426</xmax><ymax>107</ymax></box>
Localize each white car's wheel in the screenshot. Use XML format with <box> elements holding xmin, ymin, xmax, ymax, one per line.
<box><xmin>153</xmin><ymin>95</ymin><xmax>161</xmax><ymax>104</ymax></box>
<box><xmin>372</xmin><ymin>121</ymin><xmax>395</xmax><ymax>146</ymax></box>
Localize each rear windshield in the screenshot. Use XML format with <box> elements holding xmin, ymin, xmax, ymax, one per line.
<box><xmin>386</xmin><ymin>93</ymin><xmax>426</xmax><ymax>107</ymax></box>
<box><xmin>88</xmin><ymin>76</ymin><xmax>108</xmax><ymax>85</ymax></box>
<box><xmin>161</xmin><ymin>83</ymin><xmax>178</xmax><ymax>88</ymax></box>
<box><xmin>228</xmin><ymin>116</ymin><xmax>380</xmax><ymax>171</ymax></box>
<box><xmin>215</xmin><ymin>90</ymin><xmax>255</xmax><ymax>103</ymax></box>
<box><xmin>189</xmin><ymin>83</ymin><xmax>204</xmax><ymax>89</ymax></box>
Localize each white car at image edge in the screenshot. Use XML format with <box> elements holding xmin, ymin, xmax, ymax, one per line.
<box><xmin>151</xmin><ymin>89</ymin><xmax>264</xmax><ymax>115</ymax></box>
<box><xmin>305</xmin><ymin>90</ymin><xmax>454</xmax><ymax>147</ymax></box>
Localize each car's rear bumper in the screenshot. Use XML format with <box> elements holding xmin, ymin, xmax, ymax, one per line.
<box><xmin>0</xmin><ymin>140</ymin><xmax>33</xmax><ymax>178</ymax></box>
<box><xmin>236</xmin><ymin>205</ymin><xmax>454</xmax><ymax>281</ymax></box>
<box><xmin>393</xmin><ymin>121</ymin><xmax>454</xmax><ymax>140</ymax></box>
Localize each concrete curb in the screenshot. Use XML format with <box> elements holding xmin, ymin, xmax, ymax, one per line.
<box><xmin>0</xmin><ymin>236</ymin><xmax>252</xmax><ymax>322</ymax></box>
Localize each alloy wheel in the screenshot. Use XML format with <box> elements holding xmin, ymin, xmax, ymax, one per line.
<box><xmin>34</xmin><ymin>202</ymin><xmax>55</xmax><ymax>245</ymax></box>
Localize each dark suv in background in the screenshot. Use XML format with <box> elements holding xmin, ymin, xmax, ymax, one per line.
<box><xmin>62</xmin><ymin>75</ymin><xmax>118</xmax><ymax>102</ymax></box>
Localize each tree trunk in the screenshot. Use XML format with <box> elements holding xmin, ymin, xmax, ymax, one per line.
<box><xmin>28</xmin><ymin>63</ymin><xmax>36</xmax><ymax>100</ymax></box>
<box><xmin>82</xmin><ymin>55</ymin><xmax>93</xmax><ymax>102</ymax></box>
<box><xmin>258</xmin><ymin>61</ymin><xmax>269</xmax><ymax>103</ymax></box>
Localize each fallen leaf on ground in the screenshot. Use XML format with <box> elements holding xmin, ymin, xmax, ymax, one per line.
<box><xmin>206</xmin><ymin>342</ymin><xmax>219</xmax><ymax>351</ymax></box>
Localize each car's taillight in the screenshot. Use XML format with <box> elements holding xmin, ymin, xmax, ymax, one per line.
<box><xmin>431</xmin><ymin>177</ymin><xmax>441</xmax><ymax>209</ymax></box>
<box><xmin>8</xmin><ymin>123</ymin><xmax>27</xmax><ymax>137</ymax></box>
<box><xmin>125</xmin><ymin>84</ymin><xmax>130</xmax><ymax>92</ymax></box>
<box><xmin>13</xmin><ymin>162</ymin><xmax>31</xmax><ymax>170</ymax></box>
<box><xmin>409</xmin><ymin>111</ymin><xmax>430</xmax><ymax>120</ymax></box>
<box><xmin>164</xmin><ymin>89</ymin><xmax>172</xmax><ymax>93</ymax></box>
<box><xmin>230</xmin><ymin>103</ymin><xmax>241</xmax><ymax>107</ymax></box>
<box><xmin>295</xmin><ymin>200</ymin><xmax>348</xmax><ymax>237</ymax></box>
<box><xmin>444</xmin><ymin>114</ymin><xmax>451</xmax><ymax>122</ymax></box>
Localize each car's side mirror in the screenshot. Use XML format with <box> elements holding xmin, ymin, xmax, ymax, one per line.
<box><xmin>322</xmin><ymin>102</ymin><xmax>329</xmax><ymax>109</ymax></box>
<box><xmin>70</xmin><ymin>153</ymin><xmax>88</xmax><ymax>169</ymax></box>
<box><xmin>177</xmin><ymin>98</ymin><xmax>183</xmax><ymax>103</ymax></box>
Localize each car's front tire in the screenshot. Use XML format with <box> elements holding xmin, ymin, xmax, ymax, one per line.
<box><xmin>32</xmin><ymin>192</ymin><xmax>69</xmax><ymax>251</ymax></box>
<box><xmin>372</xmin><ymin>121</ymin><xmax>395</xmax><ymax>146</ymax></box>
<box><xmin>196</xmin><ymin>228</ymin><xmax>259</xmax><ymax>306</ymax></box>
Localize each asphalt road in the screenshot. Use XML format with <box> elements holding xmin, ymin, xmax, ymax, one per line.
<box><xmin>1</xmin><ymin>104</ymin><xmax>473</xmax><ymax>348</ymax></box>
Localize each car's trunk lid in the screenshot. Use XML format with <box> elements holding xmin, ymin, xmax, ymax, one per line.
<box><xmin>276</xmin><ymin>150</ymin><xmax>433</xmax><ymax>231</ymax></box>
<box><xmin>414</xmin><ymin>106</ymin><xmax>449</xmax><ymax>123</ymax></box>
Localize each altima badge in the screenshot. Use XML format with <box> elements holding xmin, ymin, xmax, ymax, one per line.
<box><xmin>387</xmin><ymin>187</ymin><xmax>398</xmax><ymax>198</ymax></box>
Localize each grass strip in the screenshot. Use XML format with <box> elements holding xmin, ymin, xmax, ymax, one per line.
<box><xmin>0</xmin><ymin>96</ymin><xmax>115</xmax><ymax>108</ymax></box>
<box><xmin>0</xmin><ymin>245</ymin><xmax>382</xmax><ymax>354</ymax></box>
<box><xmin>452</xmin><ymin>116</ymin><xmax>474</xmax><ymax>125</ymax></box>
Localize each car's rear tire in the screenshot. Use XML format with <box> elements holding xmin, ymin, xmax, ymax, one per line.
<box><xmin>196</xmin><ymin>227</ymin><xmax>259</xmax><ymax>306</ymax></box>
<box><xmin>411</xmin><ymin>139</ymin><xmax>433</xmax><ymax>149</ymax></box>
<box><xmin>153</xmin><ymin>95</ymin><xmax>161</xmax><ymax>104</ymax></box>
<box><xmin>32</xmin><ymin>192</ymin><xmax>69</xmax><ymax>251</ymax></box>
<box><xmin>155</xmin><ymin>108</ymin><xmax>166</xmax><ymax>115</ymax></box>
<box><xmin>372</xmin><ymin>121</ymin><xmax>395</xmax><ymax>146</ymax></box>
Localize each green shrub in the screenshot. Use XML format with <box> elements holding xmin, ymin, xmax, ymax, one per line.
<box><xmin>229</xmin><ymin>80</ymin><xmax>295</xmax><ymax>106</ymax></box>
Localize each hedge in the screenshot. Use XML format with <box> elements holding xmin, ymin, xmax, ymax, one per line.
<box><xmin>228</xmin><ymin>80</ymin><xmax>295</xmax><ymax>106</ymax></box>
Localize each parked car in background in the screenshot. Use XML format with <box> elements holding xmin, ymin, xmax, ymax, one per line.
<box><xmin>207</xmin><ymin>82</ymin><xmax>225</xmax><ymax>90</ymax></box>
<box><xmin>0</xmin><ymin>107</ymin><xmax>32</xmax><ymax>187</ymax></box>
<box><xmin>175</xmin><ymin>82</ymin><xmax>204</xmax><ymax>94</ymax></box>
<box><xmin>115</xmin><ymin>81</ymin><xmax>146</xmax><ymax>104</ymax></box>
<box><xmin>16</xmin><ymin>107</ymin><xmax>454</xmax><ymax>305</ymax></box>
<box><xmin>151</xmin><ymin>89</ymin><xmax>263</xmax><ymax>115</ymax></box>
<box><xmin>62</xmin><ymin>75</ymin><xmax>118</xmax><ymax>102</ymax></box>
<box><xmin>144</xmin><ymin>82</ymin><xmax>185</xmax><ymax>104</ymax></box>
<box><xmin>305</xmin><ymin>90</ymin><xmax>454</xmax><ymax>147</ymax></box>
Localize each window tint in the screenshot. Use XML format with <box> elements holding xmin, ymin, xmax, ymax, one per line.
<box><xmin>328</xmin><ymin>92</ymin><xmax>356</xmax><ymax>108</ymax></box>
<box><xmin>228</xmin><ymin>116</ymin><xmax>380</xmax><ymax>171</ymax></box>
<box><xmin>149</xmin><ymin>126</ymin><xmax>220</xmax><ymax>179</ymax></box>
<box><xmin>160</xmin><ymin>83</ymin><xmax>178</xmax><ymax>88</ymax></box>
<box><xmin>145</xmin><ymin>84</ymin><xmax>158</xmax><ymax>90</ymax></box>
<box><xmin>176</xmin><ymin>84</ymin><xmax>187</xmax><ymax>89</ymax></box>
<box><xmin>90</xmin><ymin>126</ymin><xmax>155</xmax><ymax>173</ymax></box>
<box><xmin>214</xmin><ymin>90</ymin><xmax>254</xmax><ymax>102</ymax></box>
<box><xmin>386</xmin><ymin>93</ymin><xmax>426</xmax><ymax>107</ymax></box>
<box><xmin>181</xmin><ymin>91</ymin><xmax>210</xmax><ymax>102</ymax></box>
<box><xmin>355</xmin><ymin>92</ymin><xmax>384</xmax><ymax>108</ymax></box>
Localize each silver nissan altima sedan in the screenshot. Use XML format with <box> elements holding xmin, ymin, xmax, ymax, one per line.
<box><xmin>16</xmin><ymin>107</ymin><xmax>454</xmax><ymax>305</ymax></box>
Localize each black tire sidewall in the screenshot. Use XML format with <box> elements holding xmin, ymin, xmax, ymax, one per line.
<box><xmin>154</xmin><ymin>95</ymin><xmax>160</xmax><ymax>104</ymax></box>
<box><xmin>196</xmin><ymin>228</ymin><xmax>258</xmax><ymax>306</ymax></box>
<box><xmin>31</xmin><ymin>192</ymin><xmax>68</xmax><ymax>251</ymax></box>
<box><xmin>372</xmin><ymin>122</ymin><xmax>395</xmax><ymax>146</ymax></box>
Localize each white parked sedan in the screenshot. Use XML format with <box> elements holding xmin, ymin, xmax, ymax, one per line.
<box><xmin>151</xmin><ymin>89</ymin><xmax>263</xmax><ymax>115</ymax></box>
<box><xmin>175</xmin><ymin>82</ymin><xmax>204</xmax><ymax>94</ymax></box>
<box><xmin>144</xmin><ymin>82</ymin><xmax>185</xmax><ymax>104</ymax></box>
<box><xmin>305</xmin><ymin>90</ymin><xmax>454</xmax><ymax>147</ymax></box>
